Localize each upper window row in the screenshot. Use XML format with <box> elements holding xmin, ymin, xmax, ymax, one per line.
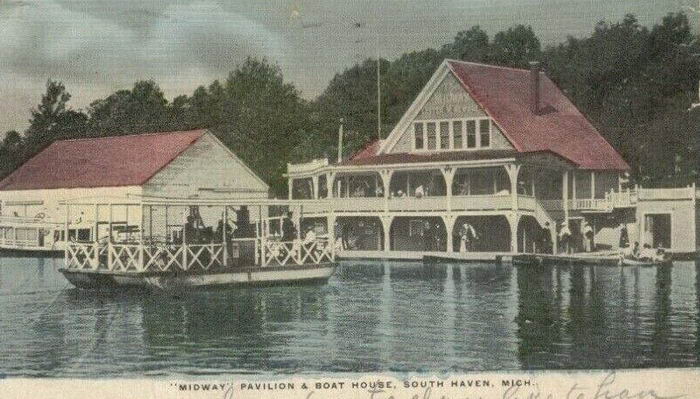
<box><xmin>414</xmin><ymin>118</ymin><xmax>491</xmax><ymax>151</ymax></box>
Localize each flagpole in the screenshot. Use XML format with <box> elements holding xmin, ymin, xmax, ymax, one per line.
<box><xmin>377</xmin><ymin>58</ymin><xmax>381</xmax><ymax>140</ymax></box>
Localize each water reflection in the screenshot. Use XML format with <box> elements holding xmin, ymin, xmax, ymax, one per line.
<box><xmin>0</xmin><ymin>256</ymin><xmax>698</xmax><ymax>377</ymax></box>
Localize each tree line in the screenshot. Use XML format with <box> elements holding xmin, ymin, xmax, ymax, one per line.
<box><xmin>1</xmin><ymin>12</ymin><xmax>698</xmax><ymax>195</ymax></box>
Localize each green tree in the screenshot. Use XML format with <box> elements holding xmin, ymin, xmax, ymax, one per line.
<box><xmin>88</xmin><ymin>80</ymin><xmax>171</xmax><ymax>136</ymax></box>
<box><xmin>442</xmin><ymin>26</ymin><xmax>490</xmax><ymax>62</ymax></box>
<box><xmin>24</xmin><ymin>80</ymin><xmax>85</xmax><ymax>154</ymax></box>
<box><xmin>491</xmin><ymin>25</ymin><xmax>541</xmax><ymax>67</ymax></box>
<box><xmin>0</xmin><ymin>131</ymin><xmax>24</xmax><ymax>178</ymax></box>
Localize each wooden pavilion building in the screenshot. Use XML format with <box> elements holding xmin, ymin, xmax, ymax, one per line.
<box><xmin>286</xmin><ymin>60</ymin><xmax>700</xmax><ymax>258</ymax></box>
<box><xmin>0</xmin><ymin>129</ymin><xmax>269</xmax><ymax>252</ymax></box>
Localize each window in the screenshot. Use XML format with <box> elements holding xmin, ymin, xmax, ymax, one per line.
<box><xmin>479</xmin><ymin>119</ymin><xmax>490</xmax><ymax>147</ymax></box>
<box><xmin>426</xmin><ymin>122</ymin><xmax>436</xmax><ymax>150</ymax></box>
<box><xmin>414</xmin><ymin>123</ymin><xmax>424</xmax><ymax>150</ymax></box>
<box><xmin>439</xmin><ymin>122</ymin><xmax>450</xmax><ymax>149</ymax></box>
<box><xmin>452</xmin><ymin>120</ymin><xmax>463</xmax><ymax>149</ymax></box>
<box><xmin>412</xmin><ymin>118</ymin><xmax>491</xmax><ymax>151</ymax></box>
<box><xmin>466</xmin><ymin>120</ymin><xmax>476</xmax><ymax>148</ymax></box>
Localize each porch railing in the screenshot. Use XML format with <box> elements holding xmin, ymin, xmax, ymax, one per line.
<box><xmin>260</xmin><ymin>238</ymin><xmax>335</xmax><ymax>266</ymax></box>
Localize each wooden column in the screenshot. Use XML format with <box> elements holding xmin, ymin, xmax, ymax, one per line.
<box><xmin>288</xmin><ymin>179</ymin><xmax>294</xmax><ymax>200</ymax></box>
<box><xmin>182</xmin><ymin>207</ymin><xmax>188</xmax><ymax>270</ymax></box>
<box><xmin>562</xmin><ymin>171</ymin><xmax>569</xmax><ymax>221</ymax></box>
<box><xmin>505</xmin><ymin>164</ymin><xmax>521</xmax><ymax>212</ymax></box>
<box><xmin>591</xmin><ymin>171</ymin><xmax>596</xmax><ymax>200</ymax></box>
<box><xmin>64</xmin><ymin>203</ymin><xmax>70</xmax><ymax>266</ymax></box>
<box><xmin>107</xmin><ymin>204</ymin><xmax>113</xmax><ymax>270</ymax></box>
<box><xmin>442</xmin><ymin>167</ymin><xmax>455</xmax><ymax>212</ymax></box>
<box><xmin>380</xmin><ymin>169</ymin><xmax>393</xmax><ymax>213</ymax></box>
<box><xmin>222</xmin><ymin>206</ymin><xmax>228</xmax><ymax>267</ymax></box>
<box><xmin>508</xmin><ymin>212</ymin><xmax>519</xmax><ymax>253</ymax></box>
<box><xmin>381</xmin><ymin>216</ymin><xmax>392</xmax><ymax>253</ymax></box>
<box><xmin>326</xmin><ymin>172</ymin><xmax>335</xmax><ymax>198</ymax></box>
<box><xmin>312</xmin><ymin>175</ymin><xmax>319</xmax><ymax>199</ymax></box>
<box><xmin>443</xmin><ymin>215</ymin><xmax>456</xmax><ymax>253</ymax></box>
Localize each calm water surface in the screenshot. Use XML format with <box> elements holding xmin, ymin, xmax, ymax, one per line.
<box><xmin>0</xmin><ymin>256</ymin><xmax>699</xmax><ymax>377</ymax></box>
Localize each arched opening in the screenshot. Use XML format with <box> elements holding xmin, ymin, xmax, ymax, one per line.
<box><xmin>391</xmin><ymin>216</ymin><xmax>446</xmax><ymax>251</ymax></box>
<box><xmin>335</xmin><ymin>216</ymin><xmax>384</xmax><ymax>251</ymax></box>
<box><xmin>517</xmin><ymin>215</ymin><xmax>542</xmax><ymax>253</ymax></box>
<box><xmin>451</xmin><ymin>215</ymin><xmax>510</xmax><ymax>252</ymax></box>
<box><xmin>389</xmin><ymin>170</ymin><xmax>446</xmax><ymax>198</ymax></box>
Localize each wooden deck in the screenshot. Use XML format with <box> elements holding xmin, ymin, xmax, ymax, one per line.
<box><xmin>337</xmin><ymin>250</ymin><xmax>512</xmax><ymax>263</ymax></box>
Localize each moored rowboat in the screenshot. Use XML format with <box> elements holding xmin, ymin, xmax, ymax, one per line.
<box><xmin>59</xmin><ymin>263</ymin><xmax>336</xmax><ymax>290</ymax></box>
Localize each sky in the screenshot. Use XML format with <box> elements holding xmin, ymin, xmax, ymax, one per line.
<box><xmin>0</xmin><ymin>0</ymin><xmax>695</xmax><ymax>133</ymax></box>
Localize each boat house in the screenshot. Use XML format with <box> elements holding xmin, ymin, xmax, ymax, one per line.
<box><xmin>286</xmin><ymin>60</ymin><xmax>700</xmax><ymax>258</ymax></box>
<box><xmin>0</xmin><ymin>129</ymin><xmax>269</xmax><ymax>251</ymax></box>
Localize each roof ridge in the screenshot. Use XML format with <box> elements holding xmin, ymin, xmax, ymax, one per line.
<box><xmin>445</xmin><ymin>59</ymin><xmax>531</xmax><ymax>73</ymax></box>
<box><xmin>56</xmin><ymin>129</ymin><xmax>207</xmax><ymax>143</ymax></box>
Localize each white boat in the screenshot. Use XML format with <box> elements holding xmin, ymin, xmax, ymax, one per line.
<box><xmin>57</xmin><ymin>197</ymin><xmax>338</xmax><ymax>290</ymax></box>
<box><xmin>619</xmin><ymin>257</ymin><xmax>672</xmax><ymax>267</ymax></box>
<box><xmin>0</xmin><ymin>215</ymin><xmax>67</xmax><ymax>254</ymax></box>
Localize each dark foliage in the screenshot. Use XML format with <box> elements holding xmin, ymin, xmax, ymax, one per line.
<box><xmin>2</xmin><ymin>13</ymin><xmax>698</xmax><ymax>195</ymax></box>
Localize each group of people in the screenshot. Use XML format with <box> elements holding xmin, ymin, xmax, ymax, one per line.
<box><xmin>618</xmin><ymin>223</ymin><xmax>666</xmax><ymax>262</ymax></box>
<box><xmin>556</xmin><ymin>220</ymin><xmax>595</xmax><ymax>254</ymax></box>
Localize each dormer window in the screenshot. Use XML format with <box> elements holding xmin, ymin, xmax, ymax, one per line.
<box><xmin>414</xmin><ymin>118</ymin><xmax>491</xmax><ymax>151</ymax></box>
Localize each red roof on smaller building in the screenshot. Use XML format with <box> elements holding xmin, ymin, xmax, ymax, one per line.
<box><xmin>0</xmin><ymin>130</ymin><xmax>207</xmax><ymax>191</ymax></box>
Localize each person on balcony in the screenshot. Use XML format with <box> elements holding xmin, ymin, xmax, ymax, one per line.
<box><xmin>415</xmin><ymin>185</ymin><xmax>425</xmax><ymax>198</ymax></box>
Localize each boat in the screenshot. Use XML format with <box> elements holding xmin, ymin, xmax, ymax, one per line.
<box><xmin>60</xmin><ymin>263</ymin><xmax>336</xmax><ymax>290</ymax></box>
<box><xmin>0</xmin><ymin>215</ymin><xmax>66</xmax><ymax>255</ymax></box>
<box><xmin>619</xmin><ymin>257</ymin><xmax>672</xmax><ymax>267</ymax></box>
<box><xmin>512</xmin><ymin>253</ymin><xmax>621</xmax><ymax>267</ymax></box>
<box><xmin>57</xmin><ymin>197</ymin><xmax>338</xmax><ymax>290</ymax></box>
<box><xmin>422</xmin><ymin>253</ymin><xmax>505</xmax><ymax>264</ymax></box>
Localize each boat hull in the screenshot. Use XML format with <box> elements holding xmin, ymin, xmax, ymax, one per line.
<box><xmin>59</xmin><ymin>263</ymin><xmax>336</xmax><ymax>290</ymax></box>
<box><xmin>512</xmin><ymin>253</ymin><xmax>621</xmax><ymax>267</ymax></box>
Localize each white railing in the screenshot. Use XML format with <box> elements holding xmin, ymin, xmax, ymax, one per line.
<box><xmin>0</xmin><ymin>215</ymin><xmax>57</xmax><ymax>225</ymax></box>
<box><xmin>388</xmin><ymin>197</ymin><xmax>448</xmax><ymax>212</ymax></box>
<box><xmin>66</xmin><ymin>236</ymin><xmax>335</xmax><ymax>272</ymax></box>
<box><xmin>451</xmin><ymin>195</ymin><xmax>513</xmax><ymax>211</ymax></box>
<box><xmin>0</xmin><ymin>237</ymin><xmax>43</xmax><ymax>248</ymax></box>
<box><xmin>637</xmin><ymin>186</ymin><xmax>695</xmax><ymax>201</ymax></box>
<box><xmin>332</xmin><ymin>197</ymin><xmax>384</xmax><ymax>212</ymax></box>
<box><xmin>260</xmin><ymin>238</ymin><xmax>335</xmax><ymax>267</ymax></box>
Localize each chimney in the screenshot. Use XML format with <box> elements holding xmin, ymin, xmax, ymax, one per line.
<box><xmin>529</xmin><ymin>61</ymin><xmax>541</xmax><ymax>115</ymax></box>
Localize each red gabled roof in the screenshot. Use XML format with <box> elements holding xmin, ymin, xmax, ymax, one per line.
<box><xmin>0</xmin><ymin>130</ymin><xmax>207</xmax><ymax>191</ymax></box>
<box><xmin>446</xmin><ymin>60</ymin><xmax>629</xmax><ymax>171</ymax></box>
<box><xmin>346</xmin><ymin>139</ymin><xmax>382</xmax><ymax>162</ymax></box>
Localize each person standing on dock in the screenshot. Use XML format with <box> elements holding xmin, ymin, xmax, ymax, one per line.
<box><xmin>583</xmin><ymin>221</ymin><xmax>594</xmax><ymax>252</ymax></box>
<box><xmin>558</xmin><ymin>222</ymin><xmax>572</xmax><ymax>254</ymax></box>
<box><xmin>618</xmin><ymin>223</ymin><xmax>629</xmax><ymax>249</ymax></box>
<box><xmin>282</xmin><ymin>211</ymin><xmax>297</xmax><ymax>242</ymax></box>
<box><xmin>540</xmin><ymin>222</ymin><xmax>552</xmax><ymax>254</ymax></box>
<box><xmin>459</xmin><ymin>222</ymin><xmax>477</xmax><ymax>252</ymax></box>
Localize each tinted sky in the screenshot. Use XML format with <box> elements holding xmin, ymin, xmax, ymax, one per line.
<box><xmin>0</xmin><ymin>0</ymin><xmax>694</xmax><ymax>132</ymax></box>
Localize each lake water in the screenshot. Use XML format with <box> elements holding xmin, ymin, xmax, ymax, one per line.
<box><xmin>0</xmin><ymin>256</ymin><xmax>699</xmax><ymax>377</ymax></box>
